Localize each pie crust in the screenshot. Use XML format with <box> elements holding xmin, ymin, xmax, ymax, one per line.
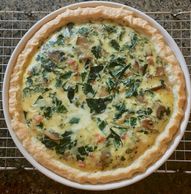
<box><xmin>8</xmin><ymin>6</ymin><xmax>186</xmax><ymax>183</ymax></box>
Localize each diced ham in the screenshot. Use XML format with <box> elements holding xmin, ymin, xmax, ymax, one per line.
<box><xmin>67</xmin><ymin>59</ymin><xmax>78</xmax><ymax>72</ymax></box>
<box><xmin>33</xmin><ymin>115</ymin><xmax>43</xmax><ymax>124</ymax></box>
<box><xmin>95</xmin><ymin>133</ymin><xmax>106</xmax><ymax>143</ymax></box>
<box><xmin>78</xmin><ymin>161</ymin><xmax>86</xmax><ymax>168</ymax></box>
<box><xmin>146</xmin><ymin>56</ymin><xmax>154</xmax><ymax>65</ymax></box>
<box><xmin>121</xmin><ymin>133</ymin><xmax>128</xmax><ymax>140</ymax></box>
<box><xmin>156</xmin><ymin>66</ymin><xmax>165</xmax><ymax>76</ymax></box>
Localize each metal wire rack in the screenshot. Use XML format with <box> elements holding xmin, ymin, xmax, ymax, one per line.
<box><xmin>0</xmin><ymin>10</ymin><xmax>190</xmax><ymax>173</ymax></box>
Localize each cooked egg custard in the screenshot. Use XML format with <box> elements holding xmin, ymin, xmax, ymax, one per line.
<box><xmin>22</xmin><ymin>21</ymin><xmax>173</xmax><ymax>171</ymax></box>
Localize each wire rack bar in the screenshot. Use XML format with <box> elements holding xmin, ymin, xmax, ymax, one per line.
<box><xmin>0</xmin><ymin>10</ymin><xmax>190</xmax><ymax>173</ymax></box>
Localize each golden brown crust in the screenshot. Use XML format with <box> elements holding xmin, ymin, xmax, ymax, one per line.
<box><xmin>8</xmin><ymin>6</ymin><xmax>186</xmax><ymax>184</ymax></box>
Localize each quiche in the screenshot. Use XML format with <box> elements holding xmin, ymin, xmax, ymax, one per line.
<box><xmin>9</xmin><ymin>6</ymin><xmax>186</xmax><ymax>183</ymax></box>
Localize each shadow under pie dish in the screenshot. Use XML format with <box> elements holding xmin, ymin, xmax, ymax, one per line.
<box><xmin>7</xmin><ymin>5</ymin><xmax>187</xmax><ymax>184</ymax></box>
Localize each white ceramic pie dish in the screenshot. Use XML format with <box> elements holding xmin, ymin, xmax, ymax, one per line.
<box><xmin>2</xmin><ymin>1</ymin><xmax>191</xmax><ymax>191</ymax></box>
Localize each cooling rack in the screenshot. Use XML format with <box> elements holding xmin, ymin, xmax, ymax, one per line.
<box><xmin>0</xmin><ymin>10</ymin><xmax>190</xmax><ymax>173</ymax></box>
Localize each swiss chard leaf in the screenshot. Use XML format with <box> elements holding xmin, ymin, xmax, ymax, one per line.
<box><xmin>83</xmin><ymin>83</ymin><xmax>95</xmax><ymax>95</ymax></box>
<box><xmin>107</xmin><ymin>128</ymin><xmax>123</xmax><ymax>148</ymax></box>
<box><xmin>55</xmin><ymin>71</ymin><xmax>72</xmax><ymax>87</ymax></box>
<box><xmin>124</xmin><ymin>33</ymin><xmax>138</xmax><ymax>50</ymax></box>
<box><xmin>125</xmin><ymin>117</ymin><xmax>137</xmax><ymax>127</ymax></box>
<box><xmin>86</xmin><ymin>96</ymin><xmax>112</xmax><ymax>114</ymax></box>
<box><xmin>41</xmin><ymin>136</ymin><xmax>58</xmax><ymax>149</ymax></box>
<box><xmin>88</xmin><ymin>65</ymin><xmax>104</xmax><ymax>81</ymax></box>
<box><xmin>62</xmin><ymin>71</ymin><xmax>73</xmax><ymax>79</ymax></box>
<box><xmin>69</xmin><ymin>117</ymin><xmax>80</xmax><ymax>124</ymax></box>
<box><xmin>66</xmin><ymin>22</ymin><xmax>74</xmax><ymax>32</ymax></box>
<box><xmin>114</xmin><ymin>103</ymin><xmax>135</xmax><ymax>119</ymax></box>
<box><xmin>42</xmin><ymin>106</ymin><xmax>53</xmax><ymax>119</ymax></box>
<box><xmin>81</xmin><ymin>72</ymin><xmax>87</xmax><ymax>82</ymax></box>
<box><xmin>67</xmin><ymin>87</ymin><xmax>75</xmax><ymax>103</ymax></box>
<box><xmin>56</xmin><ymin>131</ymin><xmax>76</xmax><ymax>154</ymax></box>
<box><xmin>126</xmin><ymin>79</ymin><xmax>141</xmax><ymax>97</ymax></box>
<box><xmin>137</xmin><ymin>108</ymin><xmax>152</xmax><ymax>117</ymax></box>
<box><xmin>97</xmin><ymin>118</ymin><xmax>107</xmax><ymax>131</ymax></box>
<box><xmin>112</xmin><ymin>64</ymin><xmax>130</xmax><ymax>79</ymax></box>
<box><xmin>114</xmin><ymin>103</ymin><xmax>126</xmax><ymax>119</ymax></box>
<box><xmin>110</xmin><ymin>39</ymin><xmax>120</xmax><ymax>51</ymax></box>
<box><xmin>34</xmin><ymin>95</ymin><xmax>43</xmax><ymax>105</ymax></box>
<box><xmin>103</xmin><ymin>24</ymin><xmax>117</xmax><ymax>34</ymax></box>
<box><xmin>77</xmin><ymin>145</ymin><xmax>95</xmax><ymax>157</ymax></box>
<box><xmin>52</xmin><ymin>94</ymin><xmax>67</xmax><ymax>113</ymax></box>
<box><xmin>91</xmin><ymin>45</ymin><xmax>102</xmax><ymax>59</ymax></box>
<box><xmin>55</xmin><ymin>34</ymin><xmax>65</xmax><ymax>45</ymax></box>
<box><xmin>106</xmin><ymin>78</ymin><xmax>116</xmax><ymax>92</ymax></box>
<box><xmin>78</xmin><ymin>27</ymin><xmax>90</xmax><ymax>36</ymax></box>
<box><xmin>109</xmin><ymin>55</ymin><xmax>126</xmax><ymax>68</ymax></box>
<box><xmin>26</xmin><ymin>77</ymin><xmax>33</xmax><ymax>87</ymax></box>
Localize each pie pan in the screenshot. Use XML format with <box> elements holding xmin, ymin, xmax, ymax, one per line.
<box><xmin>2</xmin><ymin>1</ymin><xmax>191</xmax><ymax>190</ymax></box>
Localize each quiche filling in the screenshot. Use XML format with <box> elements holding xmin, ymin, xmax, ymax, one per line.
<box><xmin>22</xmin><ymin>21</ymin><xmax>173</xmax><ymax>172</ymax></box>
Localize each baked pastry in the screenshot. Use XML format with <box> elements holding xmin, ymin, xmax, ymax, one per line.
<box><xmin>9</xmin><ymin>6</ymin><xmax>186</xmax><ymax>183</ymax></box>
